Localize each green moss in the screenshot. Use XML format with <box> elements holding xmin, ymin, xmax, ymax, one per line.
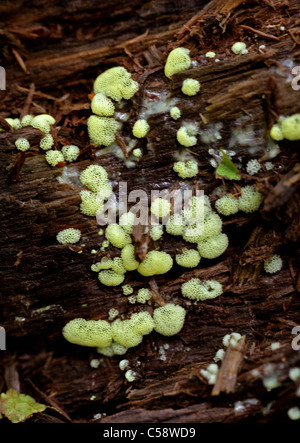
<box><xmin>216</xmin><ymin>150</ymin><xmax>241</xmax><ymax>180</ymax></box>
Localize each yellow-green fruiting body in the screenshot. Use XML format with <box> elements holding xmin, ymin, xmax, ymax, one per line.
<box><xmin>133</xmin><ymin>148</ymin><xmax>142</xmax><ymax>158</ymax></box>
<box><xmin>182</xmin><ymin>195</ymin><xmax>211</xmax><ymax>224</ymax></box>
<box><xmin>270</xmin><ymin>124</ymin><xmax>284</xmax><ymax>141</ymax></box>
<box><xmin>166</xmin><ymin>214</ymin><xmax>185</xmax><ymax>236</ymax></box>
<box><xmin>63</xmin><ymin>318</ymin><xmax>112</xmax><ymax>348</ymax></box>
<box><xmin>182</xmin><ymin>223</ymin><xmax>204</xmax><ymax>244</ymax></box>
<box><xmin>197</xmin><ymin>233</ymin><xmax>229</xmax><ymax>259</ymax></box>
<box><xmin>164</xmin><ymin>47</ymin><xmax>191</xmax><ymax>79</ymax></box>
<box><xmin>62</xmin><ymin>145</ymin><xmax>80</xmax><ymax>162</ymax></box>
<box><xmin>287</xmin><ymin>407</ymin><xmax>300</xmax><ymax>421</ymax></box>
<box><xmin>21</xmin><ymin>115</ymin><xmax>33</xmax><ymax>127</ymax></box>
<box><xmin>101</xmin><ymin>240</ymin><xmax>110</xmax><ymax>249</ymax></box>
<box><xmin>97</xmin><ymin>345</ymin><xmax>114</xmax><ymax>357</ymax></box>
<box><xmin>183</xmin><ymin>213</ymin><xmax>222</xmax><ymax>244</ymax></box>
<box><xmin>45</xmin><ymin>150</ymin><xmax>64</xmax><ymax>166</ymax></box>
<box><xmin>153</xmin><ymin>304</ymin><xmax>186</xmax><ymax>336</ymax></box>
<box><xmin>205</xmin><ymin>51</ymin><xmax>216</xmax><ymax>58</ymax></box>
<box><xmin>3</xmin><ymin>118</ymin><xmax>14</xmax><ymax>129</ymax></box>
<box><xmin>31</xmin><ymin>114</ymin><xmax>55</xmax><ymax>133</ymax></box>
<box><xmin>57</xmin><ymin>228</ymin><xmax>81</xmax><ymax>244</ymax></box>
<box><xmin>111</xmin><ymin>342</ymin><xmax>128</xmax><ymax>355</ymax></box>
<box><xmin>129</xmin><ymin>312</ymin><xmax>154</xmax><ymax>336</ymax></box>
<box><xmin>280</xmin><ymin>114</ymin><xmax>300</xmax><ymax>140</ymax></box>
<box><xmin>246</xmin><ymin>159</ymin><xmax>261</xmax><ymax>175</ymax></box>
<box><xmin>231</xmin><ymin>42</ymin><xmax>248</xmax><ymax>55</ymax></box>
<box><xmin>119</xmin><ymin>211</ymin><xmax>135</xmax><ymax>234</ymax></box>
<box><xmin>128</xmin><ymin>295</ymin><xmax>137</xmax><ymax>304</ymax></box>
<box><xmin>121</xmin><ymin>244</ymin><xmax>139</xmax><ymax>271</ymax></box>
<box><xmin>173</xmin><ymin>160</ymin><xmax>198</xmax><ymax>179</ymax></box>
<box><xmin>91</xmin><ymin>93</ymin><xmax>115</xmax><ymax>116</ymax></box>
<box><xmin>80</xmin><ymin>190</ymin><xmax>104</xmax><ymax>216</ymax></box>
<box><xmin>136</xmin><ymin>288</ymin><xmax>152</xmax><ymax>304</ymax></box>
<box><xmin>80</xmin><ymin>164</ymin><xmax>110</xmax><ymax>194</ymax></box>
<box><xmin>238</xmin><ymin>186</ymin><xmax>263</xmax><ymax>213</ymax></box>
<box><xmin>170</xmin><ymin>106</ymin><xmax>181</xmax><ymax>120</ymax></box>
<box><xmin>108</xmin><ymin>308</ymin><xmax>119</xmax><ymax>321</ymax></box>
<box><xmin>111</xmin><ymin>319</ymin><xmax>143</xmax><ymax>348</ymax></box>
<box><xmin>150</xmin><ymin>225</ymin><xmax>164</xmax><ymax>241</ymax></box>
<box><xmin>122</xmin><ymin>284</ymin><xmax>134</xmax><ymax>295</ymax></box>
<box><xmin>98</xmin><ymin>270</ymin><xmax>125</xmax><ymax>286</ymax></box>
<box><xmin>177</xmin><ymin>124</ymin><xmax>198</xmax><ymax>147</ymax></box>
<box><xmin>215</xmin><ymin>195</ymin><xmax>239</xmax><ymax>216</ymax></box>
<box><xmin>119</xmin><ymin>359</ymin><xmax>129</xmax><ymax>370</ymax></box>
<box><xmin>15</xmin><ymin>138</ymin><xmax>30</xmax><ymax>152</ymax></box>
<box><xmin>105</xmin><ymin>224</ymin><xmax>132</xmax><ymax>249</ymax></box>
<box><xmin>264</xmin><ymin>254</ymin><xmax>283</xmax><ymax>274</ymax></box>
<box><xmin>13</xmin><ymin>119</ymin><xmax>22</xmax><ymax>129</ymax></box>
<box><xmin>87</xmin><ymin>115</ymin><xmax>120</xmax><ymax>147</ymax></box>
<box><xmin>181</xmin><ymin>278</ymin><xmax>223</xmax><ymax>301</ymax></box>
<box><xmin>132</xmin><ymin>119</ymin><xmax>149</xmax><ymax>138</ymax></box>
<box><xmin>98</xmin><ymin>342</ymin><xmax>128</xmax><ymax>356</ymax></box>
<box><xmin>150</xmin><ymin>198</ymin><xmax>171</xmax><ymax>218</ymax></box>
<box><xmin>181</xmin><ymin>79</ymin><xmax>200</xmax><ymax>96</ymax></box>
<box><xmin>91</xmin><ymin>258</ymin><xmax>114</xmax><ymax>272</ymax></box>
<box><xmin>125</xmin><ymin>369</ymin><xmax>137</xmax><ymax>382</ymax></box>
<box><xmin>111</xmin><ymin>257</ymin><xmax>127</xmax><ymax>275</ymax></box>
<box><xmin>40</xmin><ymin>134</ymin><xmax>54</xmax><ymax>151</ymax></box>
<box><xmin>175</xmin><ymin>248</ymin><xmax>201</xmax><ymax>268</ymax></box>
<box><xmin>200</xmin><ymin>363</ymin><xmax>219</xmax><ymax>385</ymax></box>
<box><xmin>93</xmin><ymin>67</ymin><xmax>139</xmax><ymax>102</ymax></box>
<box><xmin>137</xmin><ymin>250</ymin><xmax>173</xmax><ymax>276</ymax></box>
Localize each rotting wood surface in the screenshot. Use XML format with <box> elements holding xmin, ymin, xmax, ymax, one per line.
<box><xmin>0</xmin><ymin>0</ymin><xmax>300</xmax><ymax>423</ymax></box>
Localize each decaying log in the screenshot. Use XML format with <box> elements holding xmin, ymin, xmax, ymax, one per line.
<box><xmin>0</xmin><ymin>0</ymin><xmax>300</xmax><ymax>423</ymax></box>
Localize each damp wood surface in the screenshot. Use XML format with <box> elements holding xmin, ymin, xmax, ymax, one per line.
<box><xmin>0</xmin><ymin>0</ymin><xmax>300</xmax><ymax>423</ymax></box>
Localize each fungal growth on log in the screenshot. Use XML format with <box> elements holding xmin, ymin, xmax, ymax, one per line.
<box><xmin>0</xmin><ymin>0</ymin><xmax>300</xmax><ymax>425</ymax></box>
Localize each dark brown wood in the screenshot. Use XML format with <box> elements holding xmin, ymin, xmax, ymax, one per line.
<box><xmin>0</xmin><ymin>0</ymin><xmax>300</xmax><ymax>423</ymax></box>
